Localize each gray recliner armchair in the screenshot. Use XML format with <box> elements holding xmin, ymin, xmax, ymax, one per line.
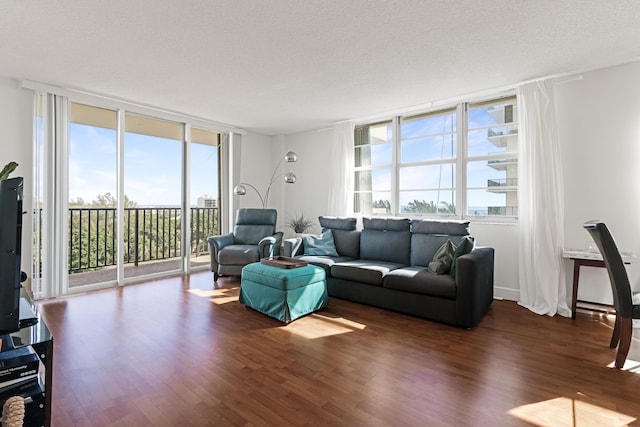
<box><xmin>207</xmin><ymin>208</ymin><xmax>282</xmax><ymax>281</ymax></box>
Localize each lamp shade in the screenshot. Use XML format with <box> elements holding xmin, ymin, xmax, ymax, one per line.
<box><xmin>284</xmin><ymin>173</ymin><xmax>296</xmax><ymax>184</ymax></box>
<box><xmin>284</xmin><ymin>151</ymin><xmax>297</xmax><ymax>162</ymax></box>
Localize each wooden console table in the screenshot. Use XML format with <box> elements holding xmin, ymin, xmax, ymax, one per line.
<box><xmin>563</xmin><ymin>249</ymin><xmax>637</xmax><ymax>319</ymax></box>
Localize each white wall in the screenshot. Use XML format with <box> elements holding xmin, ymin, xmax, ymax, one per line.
<box><xmin>556</xmin><ymin>60</ymin><xmax>640</xmax><ymax>303</ymax></box>
<box><xmin>0</xmin><ymin>77</ymin><xmax>34</xmax><ymax>286</ymax></box>
<box><xmin>277</xmin><ymin>129</ymin><xmax>332</xmax><ymax>237</ymax></box>
<box><xmin>236</xmin><ymin>131</ymin><xmax>271</xmax><ymax>209</ymax></box>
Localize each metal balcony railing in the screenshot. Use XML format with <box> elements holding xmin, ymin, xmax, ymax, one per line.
<box><xmin>487</xmin><ymin>206</ymin><xmax>519</xmax><ymax>216</ymax></box>
<box><xmin>487</xmin><ymin>178</ymin><xmax>518</xmax><ymax>187</ymax></box>
<box><xmin>66</xmin><ymin>207</ymin><xmax>218</xmax><ymax>274</ymax></box>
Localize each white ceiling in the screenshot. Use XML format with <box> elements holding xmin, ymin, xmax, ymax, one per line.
<box><xmin>2</xmin><ymin>1</ymin><xmax>640</xmax><ymax>135</ymax></box>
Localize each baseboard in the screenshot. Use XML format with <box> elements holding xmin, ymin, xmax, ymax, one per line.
<box><xmin>494</xmin><ymin>286</ymin><xmax>519</xmax><ymax>301</ymax></box>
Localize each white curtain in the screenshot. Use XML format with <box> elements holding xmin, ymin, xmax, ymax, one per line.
<box><xmin>517</xmin><ymin>80</ymin><xmax>571</xmax><ymax>317</ymax></box>
<box><xmin>327</xmin><ymin>121</ymin><xmax>355</xmax><ymax>216</ymax></box>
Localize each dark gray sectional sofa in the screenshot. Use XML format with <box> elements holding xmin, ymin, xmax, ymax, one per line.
<box><xmin>283</xmin><ymin>216</ymin><xmax>494</xmax><ymax>328</ymax></box>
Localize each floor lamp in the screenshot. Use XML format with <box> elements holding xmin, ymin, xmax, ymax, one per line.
<box><xmin>233</xmin><ymin>151</ymin><xmax>297</xmax><ymax>208</ymax></box>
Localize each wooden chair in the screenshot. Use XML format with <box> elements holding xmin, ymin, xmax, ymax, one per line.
<box><xmin>583</xmin><ymin>221</ymin><xmax>640</xmax><ymax>368</ymax></box>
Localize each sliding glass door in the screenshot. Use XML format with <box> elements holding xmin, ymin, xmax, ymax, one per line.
<box><xmin>124</xmin><ymin>114</ymin><xmax>184</xmax><ymax>280</ymax></box>
<box><xmin>189</xmin><ymin>127</ymin><xmax>220</xmax><ymax>270</ymax></box>
<box><xmin>67</xmin><ymin>102</ymin><xmax>118</xmax><ymax>288</ymax></box>
<box><xmin>34</xmin><ymin>94</ymin><xmax>225</xmax><ymax>296</ymax></box>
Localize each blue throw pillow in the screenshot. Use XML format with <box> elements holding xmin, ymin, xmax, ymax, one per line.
<box><xmin>302</xmin><ymin>230</ymin><xmax>339</xmax><ymax>256</ymax></box>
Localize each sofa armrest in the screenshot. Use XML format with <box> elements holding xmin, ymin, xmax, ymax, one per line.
<box><xmin>454</xmin><ymin>247</ymin><xmax>495</xmax><ymax>328</ymax></box>
<box><xmin>283</xmin><ymin>237</ymin><xmax>303</xmax><ymax>257</ymax></box>
<box><xmin>258</xmin><ymin>231</ymin><xmax>283</xmax><ymax>258</ymax></box>
<box><xmin>207</xmin><ymin>233</ymin><xmax>234</xmax><ymax>272</ymax></box>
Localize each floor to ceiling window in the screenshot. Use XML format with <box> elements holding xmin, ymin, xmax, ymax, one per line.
<box><xmin>67</xmin><ymin>102</ymin><xmax>118</xmax><ymax>287</ymax></box>
<box><xmin>32</xmin><ymin>90</ymin><xmax>226</xmax><ymax>297</ymax></box>
<box><xmin>124</xmin><ymin>113</ymin><xmax>184</xmax><ymax>280</ymax></box>
<box><xmin>189</xmin><ymin>127</ymin><xmax>219</xmax><ymax>270</ymax></box>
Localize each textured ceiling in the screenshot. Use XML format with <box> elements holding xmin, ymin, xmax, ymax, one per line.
<box><xmin>1</xmin><ymin>0</ymin><xmax>640</xmax><ymax>135</ymax></box>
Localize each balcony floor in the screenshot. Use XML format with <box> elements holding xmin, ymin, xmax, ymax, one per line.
<box><xmin>68</xmin><ymin>255</ymin><xmax>211</xmax><ymax>287</ymax></box>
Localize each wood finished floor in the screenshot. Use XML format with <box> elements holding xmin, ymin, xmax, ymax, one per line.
<box><xmin>37</xmin><ymin>272</ymin><xmax>640</xmax><ymax>426</ymax></box>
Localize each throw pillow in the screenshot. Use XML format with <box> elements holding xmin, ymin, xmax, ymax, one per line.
<box><xmin>302</xmin><ymin>229</ymin><xmax>339</xmax><ymax>256</ymax></box>
<box><xmin>428</xmin><ymin>239</ymin><xmax>455</xmax><ymax>275</ymax></box>
<box><xmin>449</xmin><ymin>235</ymin><xmax>475</xmax><ymax>277</ymax></box>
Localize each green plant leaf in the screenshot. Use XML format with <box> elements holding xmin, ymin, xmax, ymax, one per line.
<box><xmin>0</xmin><ymin>161</ymin><xmax>18</xmax><ymax>180</ymax></box>
<box><xmin>286</xmin><ymin>212</ymin><xmax>314</xmax><ymax>233</ymax></box>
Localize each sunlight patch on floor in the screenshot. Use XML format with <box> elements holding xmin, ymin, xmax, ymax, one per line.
<box><xmin>284</xmin><ymin>312</ymin><xmax>367</xmax><ymax>339</ymax></box>
<box><xmin>187</xmin><ymin>287</ymin><xmax>240</xmax><ymax>305</ymax></box>
<box><xmin>508</xmin><ymin>396</ymin><xmax>635</xmax><ymax>426</ymax></box>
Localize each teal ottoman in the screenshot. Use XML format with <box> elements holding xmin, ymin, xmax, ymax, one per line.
<box><xmin>240</xmin><ymin>262</ymin><xmax>328</xmax><ymax>322</ymax></box>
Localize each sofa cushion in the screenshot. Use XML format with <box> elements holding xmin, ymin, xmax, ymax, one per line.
<box><xmin>360</xmin><ymin>229</ymin><xmax>411</xmax><ymax>264</ymax></box>
<box><xmin>410</xmin><ymin>234</ymin><xmax>454</xmax><ymax>267</ymax></box>
<box><xmin>297</xmin><ymin>255</ymin><xmax>355</xmax><ymax>276</ymax></box>
<box><xmin>331</xmin><ymin>259</ymin><xmax>405</xmax><ymax>286</ymax></box>
<box><xmin>218</xmin><ymin>245</ymin><xmax>260</xmax><ymax>265</ymax></box>
<box><xmin>450</xmin><ymin>235</ymin><xmax>475</xmax><ymax>277</ymax></box>
<box><xmin>234</xmin><ymin>225</ymin><xmax>276</xmax><ymax>245</ymax></box>
<box><xmin>410</xmin><ymin>219</ymin><xmax>471</xmax><ymax>267</ymax></box>
<box><xmin>411</xmin><ymin>219</ymin><xmax>470</xmax><ymax>235</ymax></box>
<box><xmin>383</xmin><ymin>267</ymin><xmax>457</xmax><ymax>299</ymax></box>
<box><xmin>428</xmin><ymin>240</ymin><xmax>455</xmax><ymax>274</ymax></box>
<box><xmin>363</xmin><ymin>217</ymin><xmax>411</xmax><ymax>231</ymax></box>
<box><xmin>319</xmin><ymin>216</ymin><xmax>357</xmax><ymax>230</ymax></box>
<box><xmin>360</xmin><ymin>218</ymin><xmax>411</xmax><ymax>264</ymax></box>
<box><xmin>302</xmin><ymin>230</ymin><xmax>339</xmax><ymax>256</ymax></box>
<box><xmin>330</xmin><ymin>229</ymin><xmax>361</xmax><ymax>258</ymax></box>
<box><xmin>319</xmin><ymin>216</ymin><xmax>360</xmax><ymax>258</ymax></box>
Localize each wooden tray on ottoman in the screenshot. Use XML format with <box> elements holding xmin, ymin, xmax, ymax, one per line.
<box><xmin>260</xmin><ymin>256</ymin><xmax>308</xmax><ymax>269</ymax></box>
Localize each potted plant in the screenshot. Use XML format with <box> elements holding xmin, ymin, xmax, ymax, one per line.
<box><xmin>0</xmin><ymin>162</ymin><xmax>18</xmax><ymax>180</ymax></box>
<box><xmin>286</xmin><ymin>212</ymin><xmax>313</xmax><ymax>234</ymax></box>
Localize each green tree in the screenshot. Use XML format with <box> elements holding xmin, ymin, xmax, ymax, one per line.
<box><xmin>68</xmin><ymin>193</ymin><xmax>140</xmax><ymax>273</ymax></box>
<box><xmin>372</xmin><ymin>199</ymin><xmax>391</xmax><ymax>213</ymax></box>
<box><xmin>68</xmin><ymin>193</ymin><xmax>218</xmax><ymax>273</ymax></box>
<box><xmin>403</xmin><ymin>200</ymin><xmax>456</xmax><ymax>214</ymax></box>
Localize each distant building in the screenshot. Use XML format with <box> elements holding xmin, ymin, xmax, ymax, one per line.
<box><xmin>197</xmin><ymin>195</ymin><xmax>217</xmax><ymax>208</ymax></box>
<box><xmin>486</xmin><ymin>103</ymin><xmax>518</xmax><ymax>216</ymax></box>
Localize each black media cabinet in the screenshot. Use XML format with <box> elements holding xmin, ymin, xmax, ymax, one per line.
<box><xmin>0</xmin><ymin>290</ymin><xmax>53</xmax><ymax>427</ymax></box>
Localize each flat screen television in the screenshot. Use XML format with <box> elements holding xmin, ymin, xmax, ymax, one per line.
<box><xmin>0</xmin><ymin>177</ymin><xmax>23</xmax><ymax>335</ymax></box>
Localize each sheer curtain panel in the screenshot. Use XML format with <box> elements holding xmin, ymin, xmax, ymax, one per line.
<box><xmin>517</xmin><ymin>80</ymin><xmax>570</xmax><ymax>317</ymax></box>
<box><xmin>327</xmin><ymin>121</ymin><xmax>355</xmax><ymax>216</ymax></box>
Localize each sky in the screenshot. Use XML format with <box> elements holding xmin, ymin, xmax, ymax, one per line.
<box><xmin>68</xmin><ymin>124</ymin><xmax>218</xmax><ymax>207</ymax></box>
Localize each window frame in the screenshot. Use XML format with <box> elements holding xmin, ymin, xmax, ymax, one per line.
<box><xmin>354</xmin><ymin>120</ymin><xmax>395</xmax><ymax>215</ymax></box>
<box><xmin>398</xmin><ymin>108</ymin><xmax>458</xmax><ymax>216</ymax></box>
<box><xmin>464</xmin><ymin>96</ymin><xmax>518</xmax><ymax>220</ymax></box>
<box><xmin>353</xmin><ymin>95</ymin><xmax>518</xmax><ymax>223</ymax></box>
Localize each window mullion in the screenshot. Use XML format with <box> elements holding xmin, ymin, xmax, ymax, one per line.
<box><xmin>457</xmin><ymin>103</ymin><xmax>467</xmax><ymax>219</ymax></box>
<box><xmin>392</xmin><ymin>116</ymin><xmax>400</xmax><ymax>216</ymax></box>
